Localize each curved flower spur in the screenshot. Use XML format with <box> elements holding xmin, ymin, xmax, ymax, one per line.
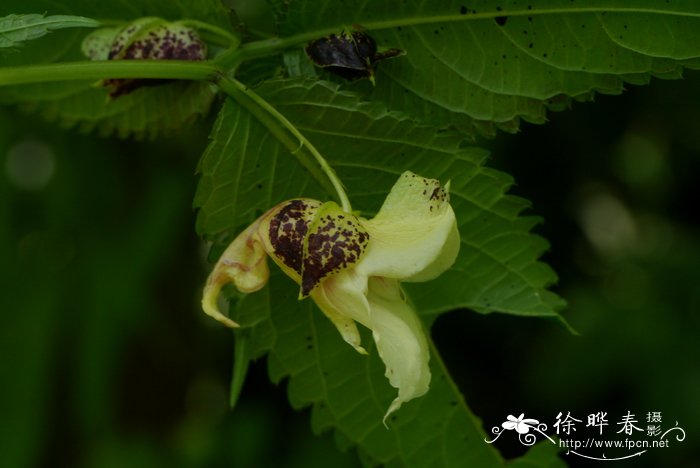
<box><xmin>202</xmin><ymin>171</ymin><xmax>460</xmax><ymax>423</ymax></box>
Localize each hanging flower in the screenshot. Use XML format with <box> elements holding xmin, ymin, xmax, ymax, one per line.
<box><xmin>202</xmin><ymin>171</ymin><xmax>460</xmax><ymax>422</ymax></box>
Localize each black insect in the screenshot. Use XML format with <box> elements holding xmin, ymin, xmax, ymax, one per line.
<box><xmin>305</xmin><ymin>31</ymin><xmax>403</xmax><ymax>82</ymax></box>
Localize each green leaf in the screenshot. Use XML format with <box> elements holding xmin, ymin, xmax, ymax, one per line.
<box><xmin>271</xmin><ymin>0</ymin><xmax>700</xmax><ymax>135</ymax></box>
<box><xmin>507</xmin><ymin>441</ymin><xmax>566</xmax><ymax>467</ymax></box>
<box><xmin>1</xmin><ymin>0</ymin><xmax>231</xmax><ymax>30</ymax></box>
<box><xmin>194</xmin><ymin>78</ymin><xmax>565</xmax><ymax>465</ymax></box>
<box><xmin>0</xmin><ymin>80</ymin><xmax>217</xmax><ymax>139</ymax></box>
<box><xmin>0</xmin><ymin>13</ymin><xmax>99</xmax><ymax>50</ymax></box>
<box><xmin>194</xmin><ymin>92</ymin><xmax>326</xmax><ymax>237</ymax></box>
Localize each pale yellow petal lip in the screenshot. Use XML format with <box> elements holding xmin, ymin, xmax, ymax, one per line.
<box><xmin>357</xmin><ymin>172</ymin><xmax>459</xmax><ymax>282</ymax></box>
<box><xmin>311</xmin><ymin>269</ymin><xmax>371</xmax><ymax>355</ymax></box>
<box><xmin>308</xmin><ymin>273</ymin><xmax>431</xmax><ymax>426</ymax></box>
<box><xmin>366</xmin><ymin>277</ymin><xmax>431</xmax><ymax>426</ymax></box>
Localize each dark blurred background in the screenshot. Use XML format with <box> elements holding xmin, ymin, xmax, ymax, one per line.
<box><xmin>1</xmin><ymin>69</ymin><xmax>699</xmax><ymax>468</ymax></box>
<box><xmin>453</xmin><ymin>70</ymin><xmax>700</xmax><ymax>467</ymax></box>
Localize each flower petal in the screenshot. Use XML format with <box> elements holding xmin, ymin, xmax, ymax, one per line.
<box><xmin>301</xmin><ymin>201</ymin><xmax>369</xmax><ymax>297</ymax></box>
<box><xmin>366</xmin><ymin>277</ymin><xmax>431</xmax><ymax>425</ymax></box>
<box><xmin>308</xmin><ymin>271</ymin><xmax>431</xmax><ymax>422</ymax></box>
<box><xmin>311</xmin><ymin>269</ymin><xmax>370</xmax><ymax>355</ymax></box>
<box><xmin>262</xmin><ymin>198</ymin><xmax>322</xmax><ymax>284</ymax></box>
<box><xmin>358</xmin><ymin>171</ymin><xmax>459</xmax><ymax>282</ymax></box>
<box><xmin>202</xmin><ymin>219</ymin><xmax>269</xmax><ymax>327</ymax></box>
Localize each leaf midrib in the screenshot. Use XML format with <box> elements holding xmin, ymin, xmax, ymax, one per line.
<box><xmin>347</xmin><ymin>6</ymin><xmax>700</xmax><ymax>33</ymax></box>
<box><xmin>0</xmin><ymin>15</ymin><xmax>98</xmax><ymax>35</ymax></box>
<box><xmin>238</xmin><ymin>5</ymin><xmax>700</xmax><ymax>62</ymax></box>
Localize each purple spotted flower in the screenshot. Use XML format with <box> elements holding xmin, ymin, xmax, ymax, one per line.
<box><xmin>202</xmin><ymin>171</ymin><xmax>459</xmax><ymax>422</ymax></box>
<box><xmin>81</xmin><ymin>17</ymin><xmax>206</xmax><ymax>97</ymax></box>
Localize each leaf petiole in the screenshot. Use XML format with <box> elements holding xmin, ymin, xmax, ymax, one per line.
<box><xmin>215</xmin><ymin>75</ymin><xmax>353</xmax><ymax>213</ymax></box>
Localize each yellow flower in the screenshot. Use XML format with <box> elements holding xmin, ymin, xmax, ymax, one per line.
<box><xmin>202</xmin><ymin>171</ymin><xmax>459</xmax><ymax>422</ymax></box>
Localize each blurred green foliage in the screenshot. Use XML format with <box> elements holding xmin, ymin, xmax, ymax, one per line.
<box><xmin>1</xmin><ymin>60</ymin><xmax>700</xmax><ymax>468</ymax></box>
<box><xmin>0</xmin><ymin>109</ymin><xmax>359</xmax><ymax>468</ymax></box>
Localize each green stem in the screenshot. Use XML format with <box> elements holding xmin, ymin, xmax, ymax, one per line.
<box><xmin>0</xmin><ymin>60</ymin><xmax>219</xmax><ymax>86</ymax></box>
<box><xmin>216</xmin><ymin>75</ymin><xmax>352</xmax><ymax>212</ymax></box>
<box><xmin>218</xmin><ymin>35</ymin><xmax>307</xmax><ymax>71</ymax></box>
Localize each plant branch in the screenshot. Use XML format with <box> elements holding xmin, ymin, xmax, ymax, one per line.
<box><xmin>0</xmin><ymin>60</ymin><xmax>219</xmax><ymax>86</ymax></box>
